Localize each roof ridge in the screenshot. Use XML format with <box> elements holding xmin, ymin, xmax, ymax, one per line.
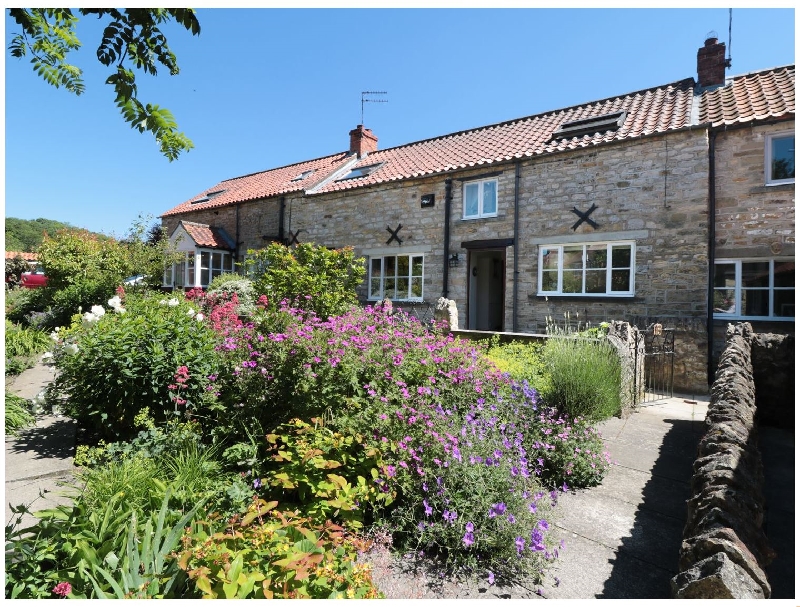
<box><xmin>725</xmin><ymin>63</ymin><xmax>794</xmax><ymax>82</ymax></box>
<box><xmin>217</xmin><ymin>151</ymin><xmax>351</xmax><ymax>185</ymax></box>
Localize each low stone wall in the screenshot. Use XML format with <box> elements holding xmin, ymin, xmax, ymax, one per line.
<box><xmin>671</xmin><ymin>323</ymin><xmax>775</xmax><ymax>599</ymax></box>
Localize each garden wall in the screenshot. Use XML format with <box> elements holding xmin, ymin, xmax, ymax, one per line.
<box><xmin>671</xmin><ymin>322</ymin><xmax>775</xmax><ymax>599</ymax></box>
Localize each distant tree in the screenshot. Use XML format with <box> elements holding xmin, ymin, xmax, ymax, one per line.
<box><xmin>7</xmin><ymin>8</ymin><xmax>200</xmax><ymax>161</ymax></box>
<box><xmin>5</xmin><ymin>217</ymin><xmax>81</xmax><ymax>252</ymax></box>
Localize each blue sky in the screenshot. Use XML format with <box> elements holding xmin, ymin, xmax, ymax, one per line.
<box><xmin>3</xmin><ymin>7</ymin><xmax>795</xmax><ymax>239</ymax></box>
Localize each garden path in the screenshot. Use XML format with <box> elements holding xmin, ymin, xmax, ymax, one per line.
<box><xmin>5</xmin><ymin>359</ymin><xmax>76</xmax><ymax>531</ymax></box>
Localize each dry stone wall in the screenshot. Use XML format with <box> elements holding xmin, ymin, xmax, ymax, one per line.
<box><xmin>671</xmin><ymin>322</ymin><xmax>774</xmax><ymax>599</ymax></box>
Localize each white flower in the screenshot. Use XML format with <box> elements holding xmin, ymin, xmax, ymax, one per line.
<box><xmin>65</xmin><ymin>343</ymin><xmax>79</xmax><ymax>354</ymax></box>
<box><xmin>82</xmin><ymin>312</ymin><xmax>99</xmax><ymax>326</ymax></box>
<box><xmin>159</xmin><ymin>299</ymin><xmax>167</xmax><ymax>305</ymax></box>
<box><xmin>167</xmin><ymin>298</ymin><xmax>179</xmax><ymax>307</ymax></box>
<box><xmin>187</xmin><ymin>308</ymin><xmax>196</xmax><ymax>317</ymax></box>
<box><xmin>196</xmin><ymin>313</ymin><xmax>205</xmax><ymax>322</ymax></box>
<box><xmin>50</xmin><ymin>330</ymin><xmax>60</xmax><ymax>342</ymax></box>
<box><xmin>91</xmin><ymin>305</ymin><xmax>106</xmax><ymax>317</ymax></box>
<box><xmin>108</xmin><ymin>295</ymin><xmax>123</xmax><ymax>310</ymax></box>
<box><xmin>42</xmin><ymin>352</ymin><xmax>53</xmax><ymax>360</ymax></box>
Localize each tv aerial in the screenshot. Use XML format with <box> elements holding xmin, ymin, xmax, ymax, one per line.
<box><xmin>361</xmin><ymin>91</ymin><xmax>388</xmax><ymax>124</ymax></box>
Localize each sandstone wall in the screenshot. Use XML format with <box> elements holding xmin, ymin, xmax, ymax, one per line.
<box><xmin>671</xmin><ymin>322</ymin><xmax>774</xmax><ymax>599</ymax></box>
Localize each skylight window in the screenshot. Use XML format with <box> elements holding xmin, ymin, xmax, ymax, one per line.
<box><xmin>291</xmin><ymin>170</ymin><xmax>315</xmax><ymax>182</ymax></box>
<box><xmin>191</xmin><ymin>189</ymin><xmax>226</xmax><ymax>204</ymax></box>
<box><xmin>551</xmin><ymin>111</ymin><xmax>627</xmax><ymax>141</ymax></box>
<box><xmin>336</xmin><ymin>162</ymin><xmax>384</xmax><ymax>181</ymax></box>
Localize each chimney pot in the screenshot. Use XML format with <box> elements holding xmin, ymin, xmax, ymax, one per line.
<box><xmin>349</xmin><ymin>124</ymin><xmax>378</xmax><ymax>158</ymax></box>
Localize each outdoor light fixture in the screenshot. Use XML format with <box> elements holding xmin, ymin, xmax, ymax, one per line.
<box><xmin>449</xmin><ymin>253</ymin><xmax>460</xmax><ymax>267</ymax></box>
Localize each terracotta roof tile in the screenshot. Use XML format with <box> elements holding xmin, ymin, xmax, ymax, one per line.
<box><xmin>700</xmin><ymin>65</ymin><xmax>795</xmax><ymax>126</ymax></box>
<box><xmin>5</xmin><ymin>251</ymin><xmax>38</xmax><ymax>261</ymax></box>
<box><xmin>162</xmin><ymin>66</ymin><xmax>793</xmax><ymax>217</ymax></box>
<box><xmin>179</xmin><ymin>221</ymin><xmax>235</xmax><ymax>249</ymax></box>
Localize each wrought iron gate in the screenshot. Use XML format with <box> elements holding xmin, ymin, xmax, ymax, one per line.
<box><xmin>639</xmin><ymin>323</ymin><xmax>675</xmax><ymax>403</ymax></box>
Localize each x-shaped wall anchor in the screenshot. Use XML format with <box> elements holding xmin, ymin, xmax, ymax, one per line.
<box><xmin>386</xmin><ymin>224</ymin><xmax>403</xmax><ymax>245</ymax></box>
<box><xmin>287</xmin><ymin>229</ymin><xmax>303</xmax><ymax>245</ymax></box>
<box><xmin>570</xmin><ymin>203</ymin><xmax>599</xmax><ymax>231</ymax></box>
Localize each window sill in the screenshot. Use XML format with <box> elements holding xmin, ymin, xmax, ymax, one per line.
<box><xmin>461</xmin><ymin>215</ymin><xmax>500</xmax><ymax>221</ymax></box>
<box><xmin>713</xmin><ymin>315</ymin><xmax>794</xmax><ymax>322</ymax></box>
<box><xmin>532</xmin><ymin>293</ymin><xmax>636</xmax><ymax>301</ymax></box>
<box><xmin>763</xmin><ymin>180</ymin><xmax>794</xmax><ymax>188</ymax></box>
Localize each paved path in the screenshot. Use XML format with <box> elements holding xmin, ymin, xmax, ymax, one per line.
<box><xmin>542</xmin><ymin>396</ymin><xmax>709</xmax><ymax>599</ymax></box>
<box><xmin>5</xmin><ymin>361</ymin><xmax>77</xmax><ymax>531</ymax></box>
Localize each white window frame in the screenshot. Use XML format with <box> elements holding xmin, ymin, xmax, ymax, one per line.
<box><xmin>537</xmin><ymin>240</ymin><xmax>636</xmax><ymax>297</ymax></box>
<box><xmin>164</xmin><ymin>249</ymin><xmax>234</xmax><ymax>289</ymax></box>
<box><xmin>713</xmin><ymin>258</ymin><xmax>794</xmax><ymax>321</ymax></box>
<box><xmin>368</xmin><ymin>254</ymin><xmax>424</xmax><ymax>301</ymax></box>
<box><xmin>462</xmin><ymin>178</ymin><xmax>498</xmax><ymax>219</ymax></box>
<box><xmin>765</xmin><ymin>132</ymin><xmax>795</xmax><ymax>185</ymax></box>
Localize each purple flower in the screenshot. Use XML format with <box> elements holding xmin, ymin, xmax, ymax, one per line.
<box><xmin>422</xmin><ymin>482</ymin><xmax>429</xmax><ymax>492</ymax></box>
<box><xmin>507</xmin><ymin>513</ymin><xmax>516</xmax><ymax>524</ymax></box>
<box><xmin>253</xmin><ymin>478</ymin><xmax>262</xmax><ymax>489</ymax></box>
<box><xmin>462</xmin><ymin>531</ymin><xmax>475</xmax><ymax>547</ymax></box>
<box><xmin>487</xmin><ymin>571</ymin><xmax>495</xmax><ymax>585</ymax></box>
<box><xmin>465</xmin><ymin>521</ymin><xmax>475</xmax><ymax>533</ymax></box>
<box><xmin>515</xmin><ymin>536</ymin><xmax>526</xmax><ymax>554</ymax></box>
<box><xmin>423</xmin><ymin>499</ymin><xmax>433</xmax><ymax>517</ymax></box>
<box><xmin>529</xmin><ymin>502</ymin><xmax>538</xmax><ymax>514</ymax></box>
<box><xmin>538</xmin><ymin>519</ymin><xmax>549</xmax><ymax>531</ymax></box>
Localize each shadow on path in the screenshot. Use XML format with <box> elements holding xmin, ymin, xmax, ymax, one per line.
<box><xmin>7</xmin><ymin>417</ymin><xmax>76</xmax><ymax>461</ymax></box>
<box><xmin>599</xmin><ymin>417</ymin><xmax>704</xmax><ymax>598</ymax></box>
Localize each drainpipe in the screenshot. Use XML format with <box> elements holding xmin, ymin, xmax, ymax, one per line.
<box><xmin>443</xmin><ymin>178</ymin><xmax>453</xmax><ymax>298</ymax></box>
<box><xmin>706</xmin><ymin>130</ymin><xmax>717</xmax><ymax>387</ymax></box>
<box><xmin>235</xmin><ymin>203</ymin><xmax>241</xmax><ymax>264</ymax></box>
<box><xmin>513</xmin><ymin>161</ymin><xmax>521</xmax><ymax>332</ymax></box>
<box><xmin>278</xmin><ymin>196</ymin><xmax>286</xmax><ymax>243</ymax></box>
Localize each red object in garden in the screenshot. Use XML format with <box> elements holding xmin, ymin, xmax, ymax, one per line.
<box><xmin>20</xmin><ymin>270</ymin><xmax>48</xmax><ymax>288</ymax></box>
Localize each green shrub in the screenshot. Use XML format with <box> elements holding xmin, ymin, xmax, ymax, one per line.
<box><xmin>5</xmin><ymin>320</ymin><xmax>52</xmax><ymax>375</ymax></box>
<box><xmin>53</xmin><ymin>292</ymin><xmax>221</xmax><ymax>442</ymax></box>
<box><xmin>177</xmin><ymin>499</ymin><xmax>383</xmax><ymax>599</ymax></box>
<box><xmin>5</xmin><ymin>393</ymin><xmax>35</xmax><ymax>435</ymax></box>
<box><xmin>540</xmin><ymin>336</ymin><xmax>621</xmax><ymax>421</ymax></box>
<box><xmin>258</xmin><ymin>418</ymin><xmax>392</xmax><ymax>530</ymax></box>
<box><xmin>5</xmin><ymin>488</ymin><xmax>203</xmax><ymax>599</ymax></box>
<box><xmin>246</xmin><ymin>243</ymin><xmax>365</xmax><ymax>319</ymax></box>
<box><xmin>486</xmin><ymin>338</ymin><xmax>551</xmax><ymax>393</ymax></box>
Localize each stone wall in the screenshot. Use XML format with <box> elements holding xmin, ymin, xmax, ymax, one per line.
<box><xmin>671</xmin><ymin>323</ymin><xmax>774</xmax><ymax>599</ymax></box>
<box><xmin>605</xmin><ymin>321</ymin><xmax>644</xmax><ymax>417</ymax></box>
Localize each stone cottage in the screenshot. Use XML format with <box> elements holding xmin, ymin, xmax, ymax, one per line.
<box><xmin>161</xmin><ymin>38</ymin><xmax>794</xmax><ymax>394</ymax></box>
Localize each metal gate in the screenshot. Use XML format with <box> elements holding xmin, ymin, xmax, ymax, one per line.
<box><xmin>640</xmin><ymin>323</ymin><xmax>675</xmax><ymax>403</ymax></box>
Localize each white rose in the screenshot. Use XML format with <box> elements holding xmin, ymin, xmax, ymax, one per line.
<box><xmin>196</xmin><ymin>313</ymin><xmax>205</xmax><ymax>322</ymax></box>
<box><xmin>90</xmin><ymin>305</ymin><xmax>106</xmax><ymax>317</ymax></box>
<box><xmin>168</xmin><ymin>298</ymin><xmax>179</xmax><ymax>307</ymax></box>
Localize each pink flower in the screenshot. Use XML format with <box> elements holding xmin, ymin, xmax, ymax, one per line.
<box><xmin>53</xmin><ymin>582</ymin><xmax>72</xmax><ymax>597</ymax></box>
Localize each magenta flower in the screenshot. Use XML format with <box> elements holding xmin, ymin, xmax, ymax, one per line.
<box><xmin>53</xmin><ymin>582</ymin><xmax>72</xmax><ymax>597</ymax></box>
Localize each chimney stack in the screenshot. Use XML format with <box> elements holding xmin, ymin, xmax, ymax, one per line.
<box><xmin>697</xmin><ymin>36</ymin><xmax>728</xmax><ymax>89</ymax></box>
<box><xmin>349</xmin><ymin>125</ymin><xmax>378</xmax><ymax>158</ymax></box>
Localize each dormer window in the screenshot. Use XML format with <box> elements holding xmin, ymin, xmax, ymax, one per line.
<box><xmin>291</xmin><ymin>170</ymin><xmax>315</xmax><ymax>182</ymax></box>
<box><xmin>336</xmin><ymin>162</ymin><xmax>383</xmax><ymax>181</ymax></box>
<box><xmin>551</xmin><ymin>111</ymin><xmax>626</xmax><ymax>141</ymax></box>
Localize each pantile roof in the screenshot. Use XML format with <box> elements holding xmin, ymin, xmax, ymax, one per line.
<box><xmin>699</xmin><ymin>66</ymin><xmax>795</xmax><ymax>126</ymax></box>
<box><xmin>178</xmin><ymin>221</ymin><xmax>235</xmax><ymax>249</ymax></box>
<box><xmin>163</xmin><ymin>66</ymin><xmax>794</xmax><ymax>218</ymax></box>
